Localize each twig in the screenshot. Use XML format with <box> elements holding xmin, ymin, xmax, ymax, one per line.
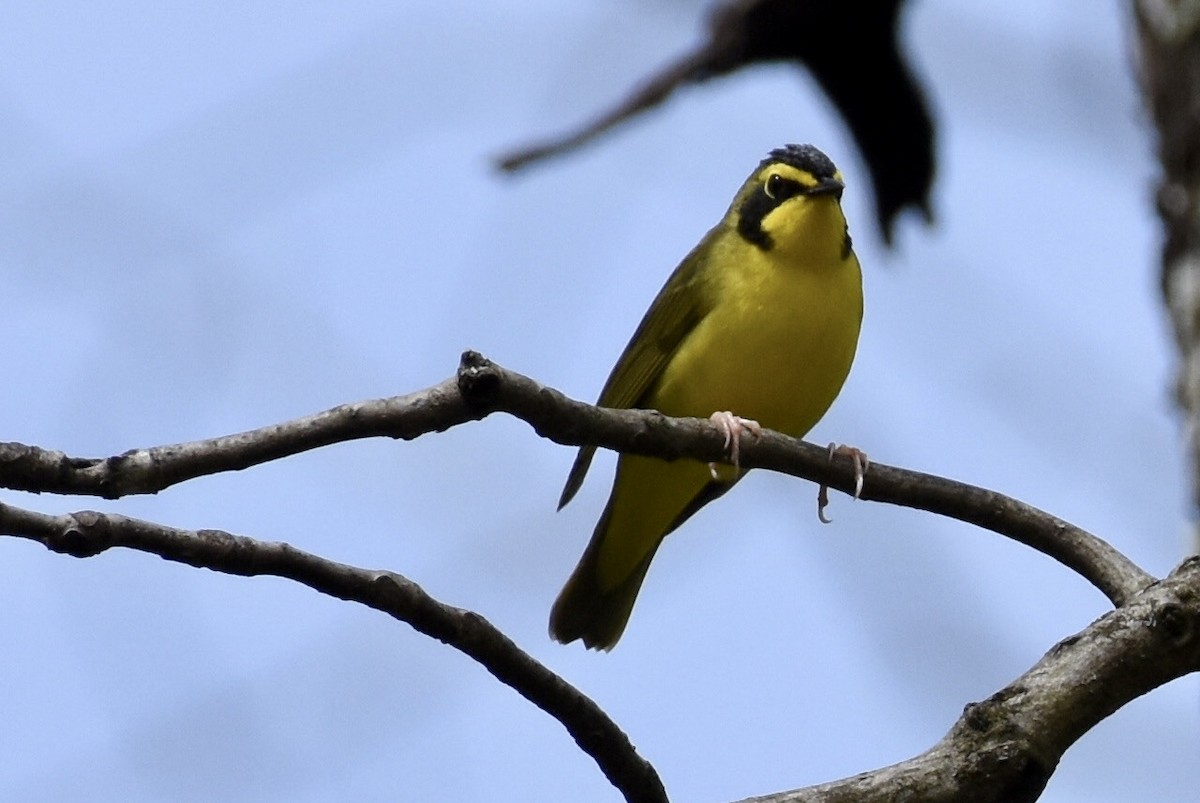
<box><xmin>495</xmin><ymin>48</ymin><xmax>711</xmax><ymax>172</ymax></box>
<box><xmin>0</xmin><ymin>501</ymin><xmax>668</xmax><ymax>803</ymax></box>
<box><xmin>0</xmin><ymin>376</ymin><xmax>475</xmax><ymax>498</ymax></box>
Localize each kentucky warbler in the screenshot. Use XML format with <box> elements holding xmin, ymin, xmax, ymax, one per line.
<box><xmin>552</xmin><ymin>144</ymin><xmax>863</xmax><ymax>650</ymax></box>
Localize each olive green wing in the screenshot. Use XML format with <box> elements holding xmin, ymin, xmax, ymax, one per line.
<box><xmin>557</xmin><ymin>233</ymin><xmax>719</xmax><ymax>509</ymax></box>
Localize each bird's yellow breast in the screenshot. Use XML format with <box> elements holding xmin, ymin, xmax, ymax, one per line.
<box><xmin>647</xmin><ymin>220</ymin><xmax>862</xmax><ymax>441</ymax></box>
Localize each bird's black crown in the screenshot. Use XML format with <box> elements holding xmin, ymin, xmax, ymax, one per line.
<box><xmin>762</xmin><ymin>144</ymin><xmax>838</xmax><ymax>179</ymax></box>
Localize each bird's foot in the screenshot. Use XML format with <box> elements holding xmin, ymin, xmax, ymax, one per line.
<box><xmin>707</xmin><ymin>411</ymin><xmax>762</xmax><ymax>479</ymax></box>
<box><xmin>818</xmin><ymin>443</ymin><xmax>869</xmax><ymax>523</ymax></box>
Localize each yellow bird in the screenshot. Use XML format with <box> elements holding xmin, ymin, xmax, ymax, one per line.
<box><xmin>551</xmin><ymin>144</ymin><xmax>864</xmax><ymax>650</ymax></box>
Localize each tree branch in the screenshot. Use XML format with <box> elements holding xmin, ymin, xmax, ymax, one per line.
<box><xmin>0</xmin><ymin>375</ymin><xmax>474</xmax><ymax>498</ymax></box>
<box><xmin>0</xmin><ymin>501</ymin><xmax>668</xmax><ymax>803</ymax></box>
<box><xmin>1134</xmin><ymin>0</ymin><xmax>1200</xmax><ymax>516</ymax></box>
<box><xmin>737</xmin><ymin>557</ymin><xmax>1200</xmax><ymax>802</ymax></box>
<box><xmin>495</xmin><ymin>0</ymin><xmax>935</xmax><ymax>241</ymax></box>
<box><xmin>0</xmin><ymin>351</ymin><xmax>1155</xmax><ymax>607</ymax></box>
<box><xmin>1</xmin><ymin>352</ymin><xmax>1189</xmax><ymax>801</ymax></box>
<box><xmin>495</xmin><ymin>47</ymin><xmax>711</xmax><ymax>173</ymax></box>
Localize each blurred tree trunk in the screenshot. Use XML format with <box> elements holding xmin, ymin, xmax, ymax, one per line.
<box><xmin>1135</xmin><ymin>0</ymin><xmax>1200</xmax><ymax>534</ymax></box>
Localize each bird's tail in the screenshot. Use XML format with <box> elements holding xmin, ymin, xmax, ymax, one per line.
<box><xmin>549</xmin><ymin>499</ymin><xmax>659</xmax><ymax>651</ymax></box>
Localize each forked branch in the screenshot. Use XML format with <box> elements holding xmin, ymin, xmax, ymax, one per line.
<box><xmin>0</xmin><ymin>352</ymin><xmax>1187</xmax><ymax>802</ymax></box>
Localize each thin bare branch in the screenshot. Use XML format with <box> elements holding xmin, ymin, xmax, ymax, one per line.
<box><xmin>495</xmin><ymin>48</ymin><xmax>711</xmax><ymax>172</ymax></box>
<box><xmin>0</xmin><ymin>351</ymin><xmax>1155</xmax><ymax>606</ymax></box>
<box><xmin>0</xmin><ymin>376</ymin><xmax>475</xmax><ymax>498</ymax></box>
<box><xmin>458</xmin><ymin>353</ymin><xmax>1156</xmax><ymax>605</ymax></box>
<box><xmin>0</xmin><ymin>500</ymin><xmax>668</xmax><ymax>803</ymax></box>
<box><xmin>737</xmin><ymin>557</ymin><xmax>1200</xmax><ymax>802</ymax></box>
<box><xmin>493</xmin><ymin>0</ymin><xmax>935</xmax><ymax>240</ymax></box>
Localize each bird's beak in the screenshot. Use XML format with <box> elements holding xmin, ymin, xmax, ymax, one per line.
<box><xmin>806</xmin><ymin>176</ymin><xmax>844</xmax><ymax>200</ymax></box>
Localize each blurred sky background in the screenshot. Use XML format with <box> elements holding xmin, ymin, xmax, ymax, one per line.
<box><xmin>0</xmin><ymin>2</ymin><xmax>1195</xmax><ymax>801</ymax></box>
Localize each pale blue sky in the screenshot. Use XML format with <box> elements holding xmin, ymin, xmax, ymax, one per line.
<box><xmin>0</xmin><ymin>2</ymin><xmax>1193</xmax><ymax>801</ymax></box>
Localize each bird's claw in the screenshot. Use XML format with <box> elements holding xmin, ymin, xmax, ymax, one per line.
<box><xmin>817</xmin><ymin>443</ymin><xmax>869</xmax><ymax>523</ymax></box>
<box><xmin>707</xmin><ymin>411</ymin><xmax>762</xmax><ymax>479</ymax></box>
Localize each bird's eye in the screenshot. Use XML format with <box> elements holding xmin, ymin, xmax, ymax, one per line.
<box><xmin>764</xmin><ymin>173</ymin><xmax>799</xmax><ymax>200</ymax></box>
<box><xmin>764</xmin><ymin>173</ymin><xmax>784</xmax><ymax>199</ymax></box>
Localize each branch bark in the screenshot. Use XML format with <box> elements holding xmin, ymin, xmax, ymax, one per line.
<box><xmin>1134</xmin><ymin>0</ymin><xmax>1200</xmax><ymax>516</ymax></box>
<box><xmin>0</xmin><ymin>501</ymin><xmax>668</xmax><ymax>803</ymax></box>
<box><xmin>738</xmin><ymin>558</ymin><xmax>1200</xmax><ymax>802</ymax></box>
<box><xmin>0</xmin><ymin>351</ymin><xmax>1155</xmax><ymax>606</ymax></box>
<box><xmin>0</xmin><ymin>352</ymin><xmax>1191</xmax><ymax>801</ymax></box>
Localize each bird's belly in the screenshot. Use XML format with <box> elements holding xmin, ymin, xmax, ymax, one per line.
<box><xmin>648</xmin><ymin>287</ymin><xmax>860</xmax><ymax>439</ymax></box>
